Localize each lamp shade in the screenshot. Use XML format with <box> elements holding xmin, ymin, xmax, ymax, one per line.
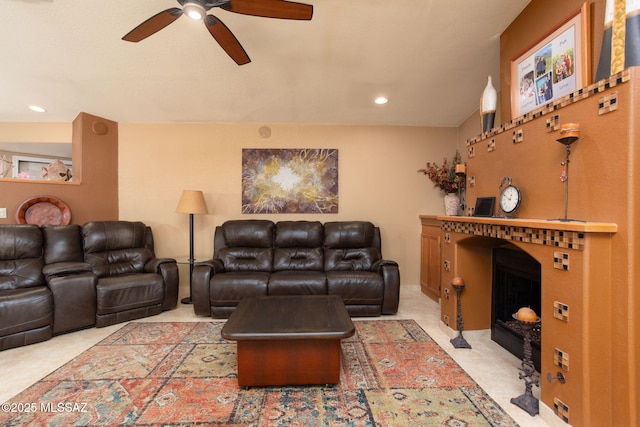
<box><xmin>176</xmin><ymin>190</ymin><xmax>209</xmax><ymax>214</ymax></box>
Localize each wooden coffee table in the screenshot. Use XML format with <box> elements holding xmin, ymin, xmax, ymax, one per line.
<box><xmin>221</xmin><ymin>295</ymin><xmax>355</xmax><ymax>387</ymax></box>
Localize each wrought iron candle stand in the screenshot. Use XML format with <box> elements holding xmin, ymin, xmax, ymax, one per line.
<box><xmin>551</xmin><ymin>123</ymin><xmax>583</xmax><ymax>222</ymax></box>
<box><xmin>510</xmin><ymin>313</ymin><xmax>541</xmax><ymax>416</ymax></box>
<box><xmin>450</xmin><ymin>277</ymin><xmax>472</xmax><ymax>349</ymax></box>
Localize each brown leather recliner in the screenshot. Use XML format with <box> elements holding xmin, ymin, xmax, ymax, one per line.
<box><xmin>82</xmin><ymin>221</ymin><xmax>179</xmax><ymax>327</ymax></box>
<box><xmin>0</xmin><ymin>225</ymin><xmax>53</xmax><ymax>351</ymax></box>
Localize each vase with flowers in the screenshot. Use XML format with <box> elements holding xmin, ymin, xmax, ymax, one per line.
<box><xmin>418</xmin><ymin>150</ymin><xmax>465</xmax><ymax>215</ymax></box>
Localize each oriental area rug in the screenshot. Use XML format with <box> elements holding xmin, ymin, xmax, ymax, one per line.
<box><xmin>0</xmin><ymin>320</ymin><xmax>518</xmax><ymax>426</ymax></box>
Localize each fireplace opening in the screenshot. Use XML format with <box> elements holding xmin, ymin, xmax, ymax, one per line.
<box><xmin>491</xmin><ymin>246</ymin><xmax>541</xmax><ymax>371</ymax></box>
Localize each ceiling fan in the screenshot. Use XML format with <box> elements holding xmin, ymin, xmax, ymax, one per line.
<box><xmin>122</xmin><ymin>0</ymin><xmax>313</xmax><ymax>65</ymax></box>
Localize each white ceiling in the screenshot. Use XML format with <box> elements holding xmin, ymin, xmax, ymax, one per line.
<box><xmin>0</xmin><ymin>0</ymin><xmax>530</xmax><ymax>127</ymax></box>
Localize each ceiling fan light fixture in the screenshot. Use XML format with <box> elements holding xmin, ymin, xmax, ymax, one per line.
<box><xmin>184</xmin><ymin>2</ymin><xmax>206</xmax><ymax>20</ymax></box>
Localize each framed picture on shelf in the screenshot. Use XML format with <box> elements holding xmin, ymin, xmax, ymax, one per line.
<box><xmin>510</xmin><ymin>2</ymin><xmax>590</xmax><ymax>119</ymax></box>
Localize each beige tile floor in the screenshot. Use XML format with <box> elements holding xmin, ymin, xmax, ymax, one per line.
<box><xmin>0</xmin><ymin>285</ymin><xmax>561</xmax><ymax>426</ymax></box>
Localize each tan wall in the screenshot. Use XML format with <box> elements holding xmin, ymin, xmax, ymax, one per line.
<box><xmin>0</xmin><ymin>113</ymin><xmax>119</xmax><ymax>225</ymax></box>
<box><xmin>118</xmin><ymin>123</ymin><xmax>458</xmax><ymax>285</ymax></box>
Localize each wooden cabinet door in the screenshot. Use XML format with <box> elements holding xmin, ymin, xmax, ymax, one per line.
<box><xmin>420</xmin><ymin>225</ymin><xmax>441</xmax><ymax>302</ymax></box>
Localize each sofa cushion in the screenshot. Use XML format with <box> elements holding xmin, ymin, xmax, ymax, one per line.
<box><xmin>274</xmin><ymin>221</ymin><xmax>323</xmax><ymax>247</ymax></box>
<box><xmin>83</xmin><ymin>221</ymin><xmax>147</xmax><ymax>252</ymax></box>
<box><xmin>0</xmin><ymin>287</ymin><xmax>53</xmax><ymax>336</ymax></box>
<box><xmin>326</xmin><ymin>271</ymin><xmax>384</xmax><ymax>305</ymax></box>
<box><xmin>43</xmin><ymin>224</ymin><xmax>84</xmax><ymax>264</ymax></box>
<box><xmin>0</xmin><ymin>225</ymin><xmax>44</xmax><ymax>291</ymax></box>
<box><xmin>218</xmin><ymin>248</ymin><xmax>273</xmax><ymax>272</ymax></box>
<box><xmin>86</xmin><ymin>248</ymin><xmax>153</xmax><ymax>278</ymax></box>
<box><xmin>211</xmin><ymin>272</ymin><xmax>269</xmax><ymax>306</ymax></box>
<box><xmin>96</xmin><ymin>273</ymin><xmax>164</xmax><ymax>315</ymax></box>
<box><xmin>324</xmin><ymin>221</ymin><xmax>376</xmax><ymax>249</ymax></box>
<box><xmin>221</xmin><ymin>220</ymin><xmax>273</xmax><ymax>248</ymax></box>
<box><xmin>273</xmin><ymin>247</ymin><xmax>323</xmax><ymax>271</ymax></box>
<box><xmin>83</xmin><ymin>221</ymin><xmax>154</xmax><ymax>278</ymax></box>
<box><xmin>324</xmin><ymin>247</ymin><xmax>380</xmax><ymax>271</ymax></box>
<box><xmin>269</xmin><ymin>271</ymin><xmax>327</xmax><ymax>295</ymax></box>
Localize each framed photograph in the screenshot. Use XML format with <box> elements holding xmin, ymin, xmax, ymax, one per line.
<box><xmin>510</xmin><ymin>2</ymin><xmax>590</xmax><ymax>118</ymax></box>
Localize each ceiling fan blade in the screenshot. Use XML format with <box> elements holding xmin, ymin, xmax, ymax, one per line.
<box><xmin>222</xmin><ymin>0</ymin><xmax>313</xmax><ymax>20</ymax></box>
<box><xmin>204</xmin><ymin>15</ymin><xmax>251</xmax><ymax>65</ymax></box>
<box><xmin>122</xmin><ymin>8</ymin><xmax>183</xmax><ymax>42</ymax></box>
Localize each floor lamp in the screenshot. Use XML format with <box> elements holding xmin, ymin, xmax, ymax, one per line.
<box><xmin>176</xmin><ymin>190</ymin><xmax>209</xmax><ymax>304</ymax></box>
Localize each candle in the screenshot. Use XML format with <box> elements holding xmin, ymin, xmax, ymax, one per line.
<box><xmin>455</xmin><ymin>164</ymin><xmax>467</xmax><ymax>174</ymax></box>
<box><xmin>560</xmin><ymin>122</ymin><xmax>580</xmax><ymax>138</ymax></box>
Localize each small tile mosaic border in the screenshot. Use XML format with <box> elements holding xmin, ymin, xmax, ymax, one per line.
<box><xmin>441</xmin><ymin>221</ymin><xmax>585</xmax><ymax>250</ymax></box>
<box><xmin>466</xmin><ymin>69</ymin><xmax>631</xmax><ymax>146</ymax></box>
<box><xmin>553</xmin><ymin>397</ymin><xmax>570</xmax><ymax>423</ymax></box>
<box><xmin>553</xmin><ymin>301</ymin><xmax>569</xmax><ymax>322</ymax></box>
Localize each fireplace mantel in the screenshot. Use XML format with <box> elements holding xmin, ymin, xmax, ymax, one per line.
<box><xmin>435</xmin><ymin>215</ymin><xmax>617</xmax><ymax>234</ymax></box>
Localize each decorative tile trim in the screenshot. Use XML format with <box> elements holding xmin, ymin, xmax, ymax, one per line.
<box><xmin>598</xmin><ymin>91</ymin><xmax>618</xmax><ymax>115</ymax></box>
<box><xmin>441</xmin><ymin>221</ymin><xmax>585</xmax><ymax>250</ymax></box>
<box><xmin>546</xmin><ymin>114</ymin><xmax>560</xmax><ymax>132</ymax></box>
<box><xmin>553</xmin><ymin>301</ymin><xmax>569</xmax><ymax>322</ymax></box>
<box><xmin>512</xmin><ymin>128</ymin><xmax>524</xmax><ymax>144</ymax></box>
<box><xmin>554</xmin><ymin>348</ymin><xmax>570</xmax><ymax>371</ymax></box>
<box><xmin>553</xmin><ymin>252</ymin><xmax>570</xmax><ymax>270</ymax></box>
<box><xmin>466</xmin><ymin>69</ymin><xmax>631</xmax><ymax>146</ymax></box>
<box><xmin>553</xmin><ymin>397</ymin><xmax>570</xmax><ymax>423</ymax></box>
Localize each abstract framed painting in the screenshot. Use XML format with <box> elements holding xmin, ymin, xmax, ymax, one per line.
<box><xmin>242</xmin><ymin>148</ymin><xmax>338</xmax><ymax>214</ymax></box>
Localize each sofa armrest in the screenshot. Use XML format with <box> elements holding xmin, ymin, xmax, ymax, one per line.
<box><xmin>144</xmin><ymin>257</ymin><xmax>176</xmax><ymax>273</ymax></box>
<box><xmin>195</xmin><ymin>259</ymin><xmax>225</xmax><ymax>274</ymax></box>
<box><xmin>378</xmin><ymin>260</ymin><xmax>400</xmax><ymax>315</ymax></box>
<box><xmin>144</xmin><ymin>258</ymin><xmax>179</xmax><ymax>310</ymax></box>
<box><xmin>192</xmin><ymin>262</ymin><xmax>218</xmax><ymax>316</ymax></box>
<box><xmin>43</xmin><ymin>262</ymin><xmax>93</xmax><ymax>280</ymax></box>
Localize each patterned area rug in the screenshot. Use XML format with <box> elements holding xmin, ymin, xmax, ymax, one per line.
<box><xmin>1</xmin><ymin>320</ymin><xmax>518</xmax><ymax>426</ymax></box>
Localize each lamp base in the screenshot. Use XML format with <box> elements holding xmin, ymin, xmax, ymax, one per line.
<box><xmin>450</xmin><ymin>334</ymin><xmax>472</xmax><ymax>349</ymax></box>
<box><xmin>181</xmin><ymin>297</ymin><xmax>193</xmax><ymax>305</ymax></box>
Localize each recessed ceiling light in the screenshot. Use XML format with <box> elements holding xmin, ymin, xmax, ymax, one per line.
<box><xmin>374</xmin><ymin>96</ymin><xmax>388</xmax><ymax>105</ymax></box>
<box><xmin>28</xmin><ymin>105</ymin><xmax>47</xmax><ymax>113</ymax></box>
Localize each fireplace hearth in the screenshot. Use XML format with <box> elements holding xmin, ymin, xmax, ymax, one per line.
<box><xmin>491</xmin><ymin>247</ymin><xmax>541</xmax><ymax>371</ymax></box>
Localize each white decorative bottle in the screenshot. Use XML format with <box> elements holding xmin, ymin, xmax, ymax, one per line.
<box><xmin>480</xmin><ymin>75</ymin><xmax>497</xmax><ymax>132</ymax></box>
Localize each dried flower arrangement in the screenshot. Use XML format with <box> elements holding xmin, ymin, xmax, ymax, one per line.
<box><xmin>418</xmin><ymin>150</ymin><xmax>465</xmax><ymax>193</ymax></box>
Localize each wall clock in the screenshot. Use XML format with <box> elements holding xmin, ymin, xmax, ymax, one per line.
<box><xmin>498</xmin><ymin>176</ymin><xmax>521</xmax><ymax>216</ymax></box>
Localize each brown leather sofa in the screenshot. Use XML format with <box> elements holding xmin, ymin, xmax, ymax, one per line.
<box><xmin>0</xmin><ymin>221</ymin><xmax>178</xmax><ymax>351</ymax></box>
<box><xmin>192</xmin><ymin>220</ymin><xmax>400</xmax><ymax>318</ymax></box>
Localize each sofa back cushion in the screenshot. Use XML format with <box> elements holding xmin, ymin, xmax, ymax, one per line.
<box><xmin>324</xmin><ymin>248</ymin><xmax>380</xmax><ymax>271</ymax></box>
<box><xmin>43</xmin><ymin>224</ymin><xmax>84</xmax><ymax>264</ymax></box>
<box><xmin>324</xmin><ymin>221</ymin><xmax>378</xmax><ymax>249</ymax></box>
<box><xmin>215</xmin><ymin>220</ymin><xmax>274</xmax><ymax>272</ymax></box>
<box><xmin>82</xmin><ymin>221</ymin><xmax>153</xmax><ymax>278</ymax></box>
<box><xmin>218</xmin><ymin>247</ymin><xmax>273</xmax><ymax>272</ymax></box>
<box><xmin>323</xmin><ymin>221</ymin><xmax>381</xmax><ymax>271</ymax></box>
<box><xmin>273</xmin><ymin>221</ymin><xmax>323</xmax><ymax>271</ymax></box>
<box><xmin>219</xmin><ymin>220</ymin><xmax>274</xmax><ymax>248</ymax></box>
<box><xmin>0</xmin><ymin>225</ymin><xmax>44</xmax><ymax>290</ymax></box>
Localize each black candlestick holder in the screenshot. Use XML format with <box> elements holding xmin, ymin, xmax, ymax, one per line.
<box><xmin>510</xmin><ymin>314</ymin><xmax>541</xmax><ymax>416</ymax></box>
<box><xmin>450</xmin><ymin>281</ymin><xmax>472</xmax><ymax>349</ymax></box>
